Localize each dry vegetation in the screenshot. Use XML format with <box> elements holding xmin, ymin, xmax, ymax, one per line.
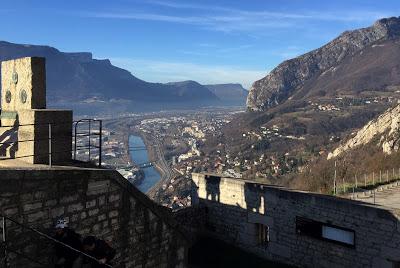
<box><xmin>290</xmin><ymin>142</ymin><xmax>400</xmax><ymax>193</ymax></box>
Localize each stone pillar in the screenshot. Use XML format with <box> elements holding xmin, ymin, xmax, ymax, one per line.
<box><xmin>0</xmin><ymin>57</ymin><xmax>72</xmax><ymax>164</ymax></box>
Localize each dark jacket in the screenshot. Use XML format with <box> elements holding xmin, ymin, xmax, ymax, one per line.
<box><xmin>85</xmin><ymin>239</ymin><xmax>116</xmax><ymax>267</ymax></box>
<box><xmin>54</xmin><ymin>228</ymin><xmax>82</xmax><ymax>266</ymax></box>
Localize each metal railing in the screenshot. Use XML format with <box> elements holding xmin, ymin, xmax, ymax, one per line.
<box><xmin>333</xmin><ymin>168</ymin><xmax>400</xmax><ymax>196</ymax></box>
<box><xmin>0</xmin><ymin>215</ymin><xmax>113</xmax><ymax>267</ymax></box>
<box><xmin>0</xmin><ymin>119</ymin><xmax>102</xmax><ymax>167</ymax></box>
<box><xmin>342</xmin><ymin>180</ymin><xmax>400</xmax><ymax>206</ymax></box>
<box><xmin>74</xmin><ymin>119</ymin><xmax>103</xmax><ymax>167</ymax></box>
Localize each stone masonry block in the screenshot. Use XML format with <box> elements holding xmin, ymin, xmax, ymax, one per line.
<box><xmin>23</xmin><ymin>202</ymin><xmax>42</xmax><ymax>212</ymax></box>
<box><xmin>86</xmin><ymin>199</ymin><xmax>97</xmax><ymax>208</ymax></box>
<box><xmin>60</xmin><ymin>194</ymin><xmax>79</xmax><ymax>204</ymax></box>
<box><xmin>87</xmin><ymin>181</ymin><xmax>110</xmax><ymax>196</ymax></box>
<box><xmin>109</xmin><ymin>210</ymin><xmax>119</xmax><ymax>218</ymax></box>
<box><xmin>89</xmin><ymin>208</ymin><xmax>99</xmax><ymax>216</ymax></box>
<box><xmin>109</xmin><ymin>194</ymin><xmax>120</xmax><ymax>202</ymax></box>
<box><xmin>1</xmin><ymin>57</ymin><xmax>46</xmax><ymax>111</ymax></box>
<box><xmin>67</xmin><ymin>203</ymin><xmax>84</xmax><ymax>213</ymax></box>
<box><xmin>51</xmin><ymin>207</ymin><xmax>65</xmax><ymax>218</ymax></box>
<box><xmin>27</xmin><ymin>210</ymin><xmax>48</xmax><ymax>223</ymax></box>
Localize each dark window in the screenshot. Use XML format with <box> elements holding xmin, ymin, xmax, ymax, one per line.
<box><xmin>391</xmin><ymin>261</ymin><xmax>400</xmax><ymax>268</ymax></box>
<box><xmin>257</xmin><ymin>223</ymin><xmax>269</xmax><ymax>247</ymax></box>
<box><xmin>296</xmin><ymin>216</ymin><xmax>355</xmax><ymax>247</ymax></box>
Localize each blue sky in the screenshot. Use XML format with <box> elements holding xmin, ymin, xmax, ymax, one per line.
<box><xmin>0</xmin><ymin>0</ymin><xmax>399</xmax><ymax>88</ymax></box>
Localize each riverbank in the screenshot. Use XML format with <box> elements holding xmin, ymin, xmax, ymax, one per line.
<box><xmin>139</xmin><ymin>133</ymin><xmax>174</xmax><ymax>195</ymax></box>
<box><xmin>103</xmin><ymin>119</ymin><xmax>174</xmax><ymax>196</ymax></box>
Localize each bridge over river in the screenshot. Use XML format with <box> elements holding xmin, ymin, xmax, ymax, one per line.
<box><xmin>128</xmin><ymin>135</ymin><xmax>161</xmax><ymax>192</ymax></box>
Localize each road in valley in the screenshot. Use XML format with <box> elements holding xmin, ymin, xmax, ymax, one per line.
<box><xmin>143</xmin><ymin>133</ymin><xmax>175</xmax><ymax>196</ymax></box>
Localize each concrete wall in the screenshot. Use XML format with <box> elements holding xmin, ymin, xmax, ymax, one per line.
<box><xmin>192</xmin><ymin>173</ymin><xmax>400</xmax><ymax>268</ymax></box>
<box><xmin>0</xmin><ymin>168</ymin><xmax>187</xmax><ymax>267</ymax></box>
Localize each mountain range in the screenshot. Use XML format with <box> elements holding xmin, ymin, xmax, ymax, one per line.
<box><xmin>247</xmin><ymin>16</ymin><xmax>400</xmax><ymax>111</ymax></box>
<box><xmin>0</xmin><ymin>41</ymin><xmax>247</xmax><ymax>114</ymax></box>
<box><xmin>328</xmin><ymin>104</ymin><xmax>400</xmax><ymax>160</ymax></box>
<box><xmin>210</xmin><ymin>16</ymin><xmax>400</xmax><ymax>192</ymax></box>
<box><xmin>205</xmin><ymin>84</ymin><xmax>248</xmax><ymax>105</ymax></box>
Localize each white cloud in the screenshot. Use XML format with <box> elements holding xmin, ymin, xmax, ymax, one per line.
<box><xmin>109</xmin><ymin>58</ymin><xmax>267</xmax><ymax>89</ymax></box>
<box><xmin>81</xmin><ymin>10</ymin><xmax>297</xmax><ymax>32</ymax></box>
<box><xmin>146</xmin><ymin>1</ymin><xmax>392</xmax><ymax>22</ymax></box>
<box><xmin>79</xmin><ymin>6</ymin><xmax>398</xmax><ymax>34</ymax></box>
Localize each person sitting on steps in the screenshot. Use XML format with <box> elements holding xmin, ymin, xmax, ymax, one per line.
<box><xmin>82</xmin><ymin>236</ymin><xmax>116</xmax><ymax>268</ymax></box>
<box><xmin>53</xmin><ymin>218</ymin><xmax>82</xmax><ymax>268</ymax></box>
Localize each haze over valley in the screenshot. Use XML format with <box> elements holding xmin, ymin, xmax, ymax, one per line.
<box><xmin>3</xmin><ymin>1</ymin><xmax>400</xmax><ymax>267</ymax></box>
<box><xmin>0</xmin><ymin>41</ymin><xmax>248</xmax><ymax>115</ymax></box>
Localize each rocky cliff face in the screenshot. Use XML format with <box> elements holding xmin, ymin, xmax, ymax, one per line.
<box><xmin>247</xmin><ymin>17</ymin><xmax>400</xmax><ymax>111</ymax></box>
<box><xmin>328</xmin><ymin>104</ymin><xmax>400</xmax><ymax>159</ymax></box>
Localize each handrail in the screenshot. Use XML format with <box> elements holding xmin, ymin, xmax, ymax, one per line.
<box><xmin>0</xmin><ymin>119</ymin><xmax>103</xmax><ymax>167</ymax></box>
<box><xmin>0</xmin><ymin>215</ymin><xmax>113</xmax><ymax>267</ymax></box>
<box><xmin>0</xmin><ymin>120</ymin><xmax>93</xmax><ymax>128</ymax></box>
<box><xmin>74</xmin><ymin>119</ymin><xmax>102</xmax><ymax>167</ymax></box>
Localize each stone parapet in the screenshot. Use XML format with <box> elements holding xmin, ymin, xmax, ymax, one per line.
<box><xmin>17</xmin><ymin>109</ymin><xmax>72</xmax><ymax>164</ymax></box>
<box><xmin>0</xmin><ymin>57</ymin><xmax>73</xmax><ymax>165</ymax></box>
<box><xmin>192</xmin><ymin>173</ymin><xmax>400</xmax><ymax>267</ymax></box>
<box><xmin>0</xmin><ymin>168</ymin><xmax>188</xmax><ymax>267</ymax></box>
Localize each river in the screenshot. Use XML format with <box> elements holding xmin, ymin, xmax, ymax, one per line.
<box><xmin>128</xmin><ymin>135</ymin><xmax>161</xmax><ymax>193</ymax></box>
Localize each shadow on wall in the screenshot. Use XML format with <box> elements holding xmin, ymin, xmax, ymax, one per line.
<box><xmin>205</xmin><ymin>175</ymin><xmax>221</xmax><ymax>202</ymax></box>
<box><xmin>191</xmin><ymin>174</ymin><xmax>400</xmax><ymax>268</ymax></box>
<box><xmin>0</xmin><ymin>114</ymin><xmax>19</xmax><ymax>158</ymax></box>
<box><xmin>204</xmin><ymin>175</ymin><xmax>265</xmax><ymax>213</ymax></box>
<box><xmin>244</xmin><ymin>182</ymin><xmax>265</xmax><ymax>214</ymax></box>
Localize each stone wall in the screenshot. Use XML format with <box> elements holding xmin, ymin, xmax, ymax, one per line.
<box><xmin>192</xmin><ymin>173</ymin><xmax>400</xmax><ymax>268</ymax></box>
<box><xmin>0</xmin><ymin>57</ymin><xmax>72</xmax><ymax>164</ymax></box>
<box><xmin>0</xmin><ymin>168</ymin><xmax>188</xmax><ymax>267</ymax></box>
<box><xmin>173</xmin><ymin>206</ymin><xmax>207</xmax><ymax>243</ymax></box>
<box><xmin>17</xmin><ymin>109</ymin><xmax>73</xmax><ymax>164</ymax></box>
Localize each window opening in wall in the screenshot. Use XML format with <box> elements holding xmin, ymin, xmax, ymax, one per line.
<box><xmin>296</xmin><ymin>216</ymin><xmax>355</xmax><ymax>247</ymax></box>
<box><xmin>390</xmin><ymin>260</ymin><xmax>400</xmax><ymax>268</ymax></box>
<box><xmin>256</xmin><ymin>223</ymin><xmax>269</xmax><ymax>247</ymax></box>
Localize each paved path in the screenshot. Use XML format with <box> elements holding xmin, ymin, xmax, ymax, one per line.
<box><xmin>349</xmin><ymin>182</ymin><xmax>400</xmax><ymax>209</ymax></box>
